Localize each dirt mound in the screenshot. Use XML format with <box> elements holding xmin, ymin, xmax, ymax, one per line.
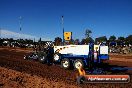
<box><xmin>0</xmin><ymin>67</ymin><xmax>77</xmax><ymax>88</ymax></box>
<box><xmin>0</xmin><ymin>48</ymin><xmax>132</xmax><ymax>88</ymax></box>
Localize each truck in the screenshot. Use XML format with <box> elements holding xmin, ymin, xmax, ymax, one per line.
<box><xmin>53</xmin><ymin>43</ymin><xmax>109</xmax><ymax>69</ymax></box>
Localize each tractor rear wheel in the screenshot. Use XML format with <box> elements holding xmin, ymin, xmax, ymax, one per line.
<box><xmin>74</xmin><ymin>59</ymin><xmax>84</xmax><ymax>69</ymax></box>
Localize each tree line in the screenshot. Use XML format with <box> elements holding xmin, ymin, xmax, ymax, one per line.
<box><xmin>0</xmin><ymin>38</ymin><xmax>34</xmax><ymax>44</ymax></box>
<box><xmin>0</xmin><ymin>29</ymin><xmax>132</xmax><ymax>46</ymax></box>
<box><xmin>54</xmin><ymin>29</ymin><xmax>132</xmax><ymax>46</ymax></box>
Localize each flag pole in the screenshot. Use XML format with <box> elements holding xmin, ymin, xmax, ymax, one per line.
<box><xmin>19</xmin><ymin>16</ymin><xmax>22</xmax><ymax>42</ymax></box>
<box><xmin>62</xmin><ymin>16</ymin><xmax>64</xmax><ymax>45</ymax></box>
<box><xmin>19</xmin><ymin>16</ymin><xmax>22</xmax><ymax>31</ymax></box>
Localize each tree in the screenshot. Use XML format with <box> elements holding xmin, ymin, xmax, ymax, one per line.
<box><xmin>81</xmin><ymin>29</ymin><xmax>93</xmax><ymax>44</ymax></box>
<box><xmin>126</xmin><ymin>35</ymin><xmax>132</xmax><ymax>45</ymax></box>
<box><xmin>86</xmin><ymin>37</ymin><xmax>94</xmax><ymax>43</ymax></box>
<box><xmin>74</xmin><ymin>39</ymin><xmax>80</xmax><ymax>45</ymax></box>
<box><xmin>28</xmin><ymin>39</ymin><xmax>33</xmax><ymax>44</ymax></box>
<box><xmin>81</xmin><ymin>37</ymin><xmax>94</xmax><ymax>44</ymax></box>
<box><xmin>25</xmin><ymin>39</ymin><xmax>28</xmax><ymax>44</ymax></box>
<box><xmin>54</xmin><ymin>37</ymin><xmax>62</xmax><ymax>46</ymax></box>
<box><xmin>81</xmin><ymin>39</ymin><xmax>87</xmax><ymax>44</ymax></box>
<box><xmin>85</xmin><ymin>29</ymin><xmax>92</xmax><ymax>38</ymax></box>
<box><xmin>95</xmin><ymin>38</ymin><xmax>99</xmax><ymax>44</ymax></box>
<box><xmin>38</xmin><ymin>37</ymin><xmax>41</xmax><ymax>42</ymax></box>
<box><xmin>95</xmin><ymin>36</ymin><xmax>107</xmax><ymax>44</ymax></box>
<box><xmin>0</xmin><ymin>38</ymin><xmax>3</xmax><ymax>46</ymax></box>
<box><xmin>20</xmin><ymin>39</ymin><xmax>24</xmax><ymax>44</ymax></box>
<box><xmin>24</xmin><ymin>39</ymin><xmax>33</xmax><ymax>44</ymax></box>
<box><xmin>109</xmin><ymin>35</ymin><xmax>116</xmax><ymax>41</ymax></box>
<box><xmin>69</xmin><ymin>39</ymin><xmax>75</xmax><ymax>44</ymax></box>
<box><xmin>9</xmin><ymin>38</ymin><xmax>14</xmax><ymax>43</ymax></box>
<box><xmin>116</xmin><ymin>36</ymin><xmax>125</xmax><ymax>46</ymax></box>
<box><xmin>38</xmin><ymin>37</ymin><xmax>42</xmax><ymax>45</ymax></box>
<box><xmin>118</xmin><ymin>37</ymin><xmax>125</xmax><ymax>42</ymax></box>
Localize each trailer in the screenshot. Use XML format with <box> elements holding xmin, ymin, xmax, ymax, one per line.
<box><xmin>53</xmin><ymin>43</ymin><xmax>109</xmax><ymax>69</ymax></box>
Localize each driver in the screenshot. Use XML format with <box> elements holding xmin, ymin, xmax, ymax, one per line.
<box><xmin>47</xmin><ymin>43</ymin><xmax>54</xmax><ymax>65</ymax></box>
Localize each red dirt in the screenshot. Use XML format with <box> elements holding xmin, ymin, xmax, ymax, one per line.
<box><xmin>0</xmin><ymin>67</ymin><xmax>76</xmax><ymax>88</ymax></box>
<box><xmin>0</xmin><ymin>48</ymin><xmax>132</xmax><ymax>88</ymax></box>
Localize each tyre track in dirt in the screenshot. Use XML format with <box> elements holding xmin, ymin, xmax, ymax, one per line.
<box><xmin>0</xmin><ymin>49</ymin><xmax>78</xmax><ymax>85</ymax></box>
<box><xmin>0</xmin><ymin>48</ymin><xmax>132</xmax><ymax>88</ymax></box>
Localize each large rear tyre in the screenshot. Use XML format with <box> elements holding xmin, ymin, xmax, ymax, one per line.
<box><xmin>61</xmin><ymin>58</ymin><xmax>71</xmax><ymax>69</ymax></box>
<box><xmin>73</xmin><ymin>59</ymin><xmax>84</xmax><ymax>69</ymax></box>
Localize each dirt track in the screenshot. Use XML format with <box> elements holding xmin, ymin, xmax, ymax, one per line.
<box><xmin>0</xmin><ymin>48</ymin><xmax>132</xmax><ymax>88</ymax></box>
